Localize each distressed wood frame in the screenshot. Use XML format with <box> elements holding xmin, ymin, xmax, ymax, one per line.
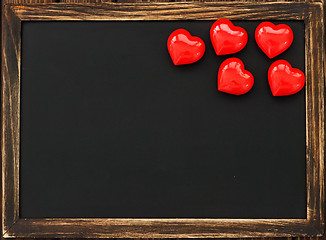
<box><xmin>1</xmin><ymin>1</ymin><xmax>325</xmax><ymax>238</ymax></box>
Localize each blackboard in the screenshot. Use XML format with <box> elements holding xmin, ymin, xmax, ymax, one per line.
<box><xmin>20</xmin><ymin>20</ymin><xmax>306</xmax><ymax>219</ymax></box>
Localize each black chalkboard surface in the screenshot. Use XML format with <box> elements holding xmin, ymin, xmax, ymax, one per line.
<box><xmin>20</xmin><ymin>20</ymin><xmax>306</xmax><ymax>219</ymax></box>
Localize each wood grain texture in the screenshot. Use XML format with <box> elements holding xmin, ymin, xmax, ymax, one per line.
<box><xmin>1</xmin><ymin>3</ymin><xmax>21</xmax><ymax>237</ymax></box>
<box><xmin>1</xmin><ymin>0</ymin><xmax>325</xmax><ymax>239</ymax></box>
<box><xmin>2</xmin><ymin>219</ymin><xmax>322</xmax><ymax>238</ymax></box>
<box><xmin>8</xmin><ymin>2</ymin><xmax>316</xmax><ymax>21</ymax></box>
<box><xmin>305</xmin><ymin>2</ymin><xmax>325</xmax><ymax>230</ymax></box>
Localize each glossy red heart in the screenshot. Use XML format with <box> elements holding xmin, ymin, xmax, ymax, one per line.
<box><xmin>167</xmin><ymin>29</ymin><xmax>205</xmax><ymax>65</ymax></box>
<box><xmin>210</xmin><ymin>19</ymin><xmax>248</xmax><ymax>55</ymax></box>
<box><xmin>218</xmin><ymin>58</ymin><xmax>254</xmax><ymax>95</ymax></box>
<box><xmin>255</xmin><ymin>22</ymin><xmax>293</xmax><ymax>59</ymax></box>
<box><xmin>268</xmin><ymin>60</ymin><xmax>305</xmax><ymax>96</ymax></box>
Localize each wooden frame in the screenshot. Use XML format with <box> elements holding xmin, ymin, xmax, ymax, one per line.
<box><xmin>1</xmin><ymin>1</ymin><xmax>325</xmax><ymax>238</ymax></box>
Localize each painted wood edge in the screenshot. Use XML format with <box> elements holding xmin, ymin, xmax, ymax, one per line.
<box><xmin>3</xmin><ymin>218</ymin><xmax>323</xmax><ymax>238</ymax></box>
<box><xmin>1</xmin><ymin>4</ymin><xmax>21</xmax><ymax>237</ymax></box>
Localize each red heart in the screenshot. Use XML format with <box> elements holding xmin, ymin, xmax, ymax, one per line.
<box><xmin>167</xmin><ymin>29</ymin><xmax>205</xmax><ymax>65</ymax></box>
<box><xmin>218</xmin><ymin>58</ymin><xmax>254</xmax><ymax>95</ymax></box>
<box><xmin>210</xmin><ymin>19</ymin><xmax>248</xmax><ymax>55</ymax></box>
<box><xmin>268</xmin><ymin>60</ymin><xmax>305</xmax><ymax>96</ymax></box>
<box><xmin>255</xmin><ymin>22</ymin><xmax>293</xmax><ymax>59</ymax></box>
